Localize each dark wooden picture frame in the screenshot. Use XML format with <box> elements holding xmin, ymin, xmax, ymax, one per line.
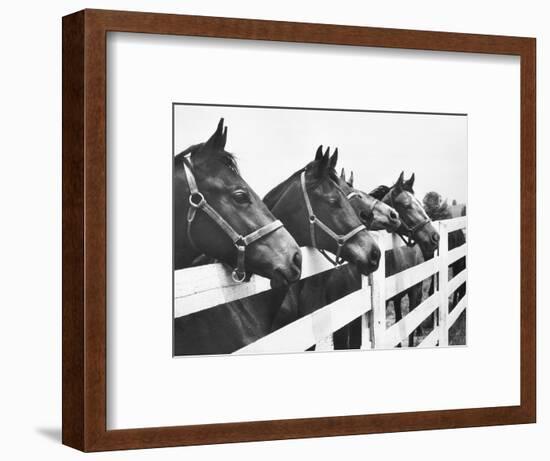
<box><xmin>62</xmin><ymin>9</ymin><xmax>536</xmax><ymax>452</ymax></box>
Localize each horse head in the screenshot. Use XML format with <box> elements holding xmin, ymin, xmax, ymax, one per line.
<box><xmin>373</xmin><ymin>172</ymin><xmax>440</xmax><ymax>258</ymax></box>
<box><xmin>264</xmin><ymin>145</ymin><xmax>380</xmax><ymax>275</ymax></box>
<box><xmin>338</xmin><ymin>166</ymin><xmax>401</xmax><ymax>232</ymax></box>
<box><xmin>174</xmin><ymin>118</ymin><xmax>302</xmax><ymax>287</ymax></box>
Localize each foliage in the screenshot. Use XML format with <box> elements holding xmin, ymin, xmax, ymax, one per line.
<box><xmin>423</xmin><ymin>191</ymin><xmax>451</xmax><ymax>220</ymax></box>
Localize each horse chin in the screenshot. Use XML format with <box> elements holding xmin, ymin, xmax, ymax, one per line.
<box><xmin>343</xmin><ymin>241</ymin><xmax>381</xmax><ymax>276</ymax></box>
<box><xmin>355</xmin><ymin>259</ymin><xmax>380</xmax><ymax>276</ymax></box>
<box><xmin>419</xmin><ymin>245</ymin><xmax>436</xmax><ymax>260</ymax></box>
<box><xmin>244</xmin><ymin>264</ymin><xmax>291</xmax><ymax>288</ymax></box>
<box><xmin>269</xmin><ymin>273</ymin><xmax>291</xmax><ymax>289</ymax></box>
<box><xmin>368</xmin><ymin>218</ymin><xmax>401</xmax><ymax>233</ymax></box>
<box><xmin>387</xmin><ymin>221</ymin><xmax>402</xmax><ymax>233</ymax></box>
<box><xmin>367</xmin><ymin>221</ymin><xmax>385</xmax><ymax>231</ymax></box>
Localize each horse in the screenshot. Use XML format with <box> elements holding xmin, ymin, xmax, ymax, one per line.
<box><xmin>264</xmin><ymin>146</ymin><xmax>401</xmax><ymax>338</ymax></box>
<box><xmin>174</xmin><ymin>118</ymin><xmax>302</xmax><ymax>287</ymax></box>
<box><xmin>329</xmin><ymin>166</ymin><xmax>402</xmax><ymax>349</ymax></box>
<box><xmin>338</xmin><ymin>166</ymin><xmax>401</xmax><ymax>233</ymax></box>
<box><xmin>264</xmin><ymin>145</ymin><xmax>380</xmax><ymax>275</ymax></box>
<box><xmin>264</xmin><ymin>146</ymin><xmax>384</xmax><ymax>330</ymax></box>
<box><xmin>369</xmin><ymin>172</ymin><xmax>440</xmax><ymax>347</ymax></box>
<box><xmin>173</xmin><ymin>144</ymin><xmax>380</xmax><ymax>356</ymax></box>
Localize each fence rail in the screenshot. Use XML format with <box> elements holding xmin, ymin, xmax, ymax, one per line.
<box><xmin>174</xmin><ymin>217</ymin><xmax>467</xmax><ymax>353</ymax></box>
<box><xmin>174</xmin><ymin>247</ymin><xmax>337</xmax><ymax>318</ymax></box>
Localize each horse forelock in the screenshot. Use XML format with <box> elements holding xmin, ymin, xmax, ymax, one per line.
<box><xmin>175</xmin><ymin>143</ymin><xmax>240</xmax><ymax>175</ymax></box>
<box><xmin>370</xmin><ymin>185</ymin><xmax>427</xmax><ymax>218</ymax></box>
<box><xmin>216</xmin><ymin>151</ymin><xmax>240</xmax><ymax>175</ymax></box>
<box><xmin>263</xmin><ymin>161</ymin><xmax>341</xmax><ymax>208</ymax></box>
<box><xmin>398</xmin><ymin>190</ymin><xmax>430</xmax><ymax>221</ymax></box>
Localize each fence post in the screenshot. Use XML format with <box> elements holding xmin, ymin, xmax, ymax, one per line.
<box><xmin>360</xmin><ymin>303</ymin><xmax>371</xmax><ymax>350</ymax></box>
<box><xmin>438</xmin><ymin>221</ymin><xmax>449</xmax><ymax>347</ymax></box>
<box><xmin>315</xmin><ymin>334</ymin><xmax>334</xmax><ymax>351</ymax></box>
<box><xmin>367</xmin><ymin>234</ymin><xmax>386</xmax><ymax>349</ymax></box>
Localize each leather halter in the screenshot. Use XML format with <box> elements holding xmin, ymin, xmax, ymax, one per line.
<box><xmin>183</xmin><ymin>155</ymin><xmax>283</xmax><ymax>282</ymax></box>
<box><xmin>346</xmin><ymin>191</ymin><xmax>380</xmax><ymax>228</ymax></box>
<box><xmin>385</xmin><ymin>190</ymin><xmax>431</xmax><ymax>247</ymax></box>
<box><xmin>300</xmin><ymin>171</ymin><xmax>367</xmax><ymax>266</ymax></box>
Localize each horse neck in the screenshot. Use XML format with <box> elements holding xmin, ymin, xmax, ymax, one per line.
<box><xmin>265</xmin><ymin>177</ymin><xmax>310</xmax><ymax>247</ymax></box>
<box><xmin>385</xmin><ymin>245</ymin><xmax>423</xmax><ymax>277</ymax></box>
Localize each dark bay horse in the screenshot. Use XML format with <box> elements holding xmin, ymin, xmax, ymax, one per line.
<box><xmin>370</xmin><ymin>172</ymin><xmax>440</xmax><ymax>347</ymax></box>
<box><xmin>330</xmin><ymin>167</ymin><xmax>402</xmax><ymax>349</ymax></box>
<box><xmin>264</xmin><ymin>146</ymin><xmax>381</xmax><ymax>274</ymax></box>
<box><xmin>174</xmin><ymin>145</ymin><xmax>380</xmax><ymax>356</ymax></box>
<box><xmin>174</xmin><ymin>118</ymin><xmax>302</xmax><ymax>286</ymax></box>
<box><xmin>338</xmin><ymin>167</ymin><xmax>401</xmax><ymax>233</ymax></box>
<box><xmin>264</xmin><ymin>146</ymin><xmax>383</xmax><ymax>331</ymax></box>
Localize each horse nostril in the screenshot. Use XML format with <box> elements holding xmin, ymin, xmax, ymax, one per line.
<box><xmin>293</xmin><ymin>250</ymin><xmax>302</xmax><ymax>269</ymax></box>
<box><xmin>390</xmin><ymin>210</ymin><xmax>398</xmax><ymax>220</ymax></box>
<box><xmin>432</xmin><ymin>233</ymin><xmax>440</xmax><ymax>243</ymax></box>
<box><xmin>369</xmin><ymin>246</ymin><xmax>381</xmax><ymax>265</ymax></box>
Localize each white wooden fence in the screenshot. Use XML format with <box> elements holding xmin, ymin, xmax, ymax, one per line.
<box><xmin>174</xmin><ymin>217</ymin><xmax>467</xmax><ymax>354</ymax></box>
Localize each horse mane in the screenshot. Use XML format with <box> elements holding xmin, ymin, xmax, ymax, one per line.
<box><xmin>369</xmin><ymin>177</ymin><xmax>415</xmax><ymax>200</ymax></box>
<box><xmin>174</xmin><ymin>142</ymin><xmax>240</xmax><ymax>175</ymax></box>
<box><xmin>263</xmin><ymin>160</ymin><xmax>339</xmax><ymax>206</ymax></box>
<box><xmin>263</xmin><ymin>168</ymin><xmax>305</xmax><ymax>207</ymax></box>
<box><xmin>369</xmin><ymin>185</ymin><xmax>391</xmax><ymax>200</ymax></box>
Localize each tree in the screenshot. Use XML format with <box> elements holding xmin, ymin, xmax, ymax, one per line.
<box><xmin>423</xmin><ymin>191</ymin><xmax>451</xmax><ymax>220</ymax></box>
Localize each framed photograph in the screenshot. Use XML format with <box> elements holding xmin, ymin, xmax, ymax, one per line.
<box><xmin>62</xmin><ymin>9</ymin><xmax>536</xmax><ymax>451</ymax></box>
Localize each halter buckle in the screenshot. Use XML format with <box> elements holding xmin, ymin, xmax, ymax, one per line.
<box><xmin>189</xmin><ymin>192</ymin><xmax>205</xmax><ymax>208</ymax></box>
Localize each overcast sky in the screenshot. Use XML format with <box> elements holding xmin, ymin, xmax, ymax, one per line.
<box><xmin>174</xmin><ymin>104</ymin><xmax>467</xmax><ymax>204</ymax></box>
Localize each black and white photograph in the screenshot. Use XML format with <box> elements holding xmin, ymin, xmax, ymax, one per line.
<box><xmin>1</xmin><ymin>0</ymin><xmax>540</xmax><ymax>457</ymax></box>
<box><xmin>173</xmin><ymin>104</ymin><xmax>467</xmax><ymax>356</ymax></box>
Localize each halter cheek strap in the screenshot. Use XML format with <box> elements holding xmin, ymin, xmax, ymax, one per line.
<box><xmin>300</xmin><ymin>171</ymin><xmax>366</xmax><ymax>266</ymax></box>
<box><xmin>346</xmin><ymin>191</ymin><xmax>380</xmax><ymax>227</ymax></box>
<box><xmin>183</xmin><ymin>155</ymin><xmax>283</xmax><ymax>282</ymax></box>
<box><xmin>386</xmin><ymin>191</ymin><xmax>431</xmax><ymax>247</ymax></box>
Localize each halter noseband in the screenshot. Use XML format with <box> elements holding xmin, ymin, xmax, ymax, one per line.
<box><xmin>346</xmin><ymin>191</ymin><xmax>380</xmax><ymax>228</ymax></box>
<box><xmin>386</xmin><ymin>190</ymin><xmax>431</xmax><ymax>247</ymax></box>
<box><xmin>183</xmin><ymin>154</ymin><xmax>283</xmax><ymax>282</ymax></box>
<box><xmin>300</xmin><ymin>171</ymin><xmax>367</xmax><ymax>267</ymax></box>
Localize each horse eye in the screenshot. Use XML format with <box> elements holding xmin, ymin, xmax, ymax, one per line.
<box><xmin>232</xmin><ymin>190</ymin><xmax>251</xmax><ymax>204</ymax></box>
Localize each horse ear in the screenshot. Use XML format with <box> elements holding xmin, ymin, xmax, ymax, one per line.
<box><xmin>394</xmin><ymin>171</ymin><xmax>405</xmax><ymax>191</ymax></box>
<box><xmin>329</xmin><ymin>148</ymin><xmax>338</xmax><ymax>170</ymax></box>
<box><xmin>315</xmin><ymin>145</ymin><xmax>323</xmax><ymax>161</ymax></box>
<box><xmin>203</xmin><ymin>118</ymin><xmax>227</xmax><ymax>151</ymax></box>
<box><xmin>312</xmin><ymin>149</ymin><xmax>330</xmax><ymax>178</ymax></box>
<box><xmin>221</xmin><ymin>126</ymin><xmax>228</xmax><ymax>149</ymax></box>
<box><xmin>348</xmin><ymin>170</ymin><xmax>354</xmax><ymax>187</ymax></box>
<box><xmin>322</xmin><ymin>150</ymin><xmax>330</xmax><ymax>167</ymax></box>
<box><xmin>404</xmin><ymin>173</ymin><xmax>415</xmax><ymax>191</ymax></box>
<box><xmin>340</xmin><ymin>168</ymin><xmax>346</xmax><ymax>181</ymax></box>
